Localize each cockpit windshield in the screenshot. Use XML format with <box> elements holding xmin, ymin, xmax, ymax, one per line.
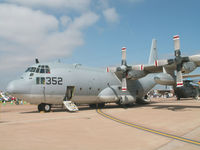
<box><xmin>25</xmin><ymin>65</ymin><xmax>50</xmax><ymax>74</ymax></box>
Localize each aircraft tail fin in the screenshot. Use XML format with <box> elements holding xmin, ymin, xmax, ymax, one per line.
<box><xmin>148</xmin><ymin>39</ymin><xmax>158</xmax><ymax>64</ymax></box>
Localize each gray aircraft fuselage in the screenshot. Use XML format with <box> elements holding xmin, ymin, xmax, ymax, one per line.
<box><xmin>6</xmin><ymin>62</ymin><xmax>157</xmax><ymax>106</ymax></box>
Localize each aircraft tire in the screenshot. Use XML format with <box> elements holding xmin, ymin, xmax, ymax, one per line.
<box><xmin>97</xmin><ymin>103</ymin><xmax>105</xmax><ymax>108</ymax></box>
<box><xmin>89</xmin><ymin>104</ymin><xmax>97</xmax><ymax>109</ymax></box>
<box><xmin>38</xmin><ymin>104</ymin><xmax>43</xmax><ymax>112</ymax></box>
<box><xmin>89</xmin><ymin>103</ymin><xmax>105</xmax><ymax>109</ymax></box>
<box><xmin>43</xmin><ymin>104</ymin><xmax>51</xmax><ymax>112</ymax></box>
<box><xmin>194</xmin><ymin>95</ymin><xmax>199</xmax><ymax>100</ymax></box>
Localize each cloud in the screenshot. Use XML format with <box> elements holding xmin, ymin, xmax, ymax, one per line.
<box><xmin>5</xmin><ymin>0</ymin><xmax>91</xmax><ymax>11</ymax></box>
<box><xmin>0</xmin><ymin>4</ymin><xmax>99</xmax><ymax>72</ymax></box>
<box><xmin>103</xmin><ymin>8</ymin><xmax>119</xmax><ymax>23</ymax></box>
<box><xmin>60</xmin><ymin>16</ymin><xmax>72</xmax><ymax>27</ymax></box>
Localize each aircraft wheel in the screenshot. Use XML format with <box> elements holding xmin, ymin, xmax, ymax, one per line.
<box><xmin>38</xmin><ymin>104</ymin><xmax>43</xmax><ymax>112</ymax></box>
<box><xmin>89</xmin><ymin>103</ymin><xmax>105</xmax><ymax>109</ymax></box>
<box><xmin>194</xmin><ymin>95</ymin><xmax>199</xmax><ymax>100</ymax></box>
<box><xmin>89</xmin><ymin>104</ymin><xmax>97</xmax><ymax>109</ymax></box>
<box><xmin>97</xmin><ymin>103</ymin><xmax>105</xmax><ymax>108</ymax></box>
<box><xmin>43</xmin><ymin>104</ymin><xmax>51</xmax><ymax>112</ymax></box>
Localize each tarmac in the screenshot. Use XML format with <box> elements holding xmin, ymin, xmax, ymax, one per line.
<box><xmin>1</xmin><ymin>98</ymin><xmax>200</xmax><ymax>150</ymax></box>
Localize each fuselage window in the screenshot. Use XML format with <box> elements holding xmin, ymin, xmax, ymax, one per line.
<box><xmin>30</xmin><ymin>73</ymin><xmax>34</xmax><ymax>76</ymax></box>
<box><xmin>41</xmin><ymin>77</ymin><xmax>45</xmax><ymax>84</ymax></box>
<box><xmin>36</xmin><ymin>77</ymin><xmax>40</xmax><ymax>84</ymax></box>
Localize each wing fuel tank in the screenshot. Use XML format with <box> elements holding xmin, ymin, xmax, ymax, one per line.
<box><xmin>154</xmin><ymin>73</ymin><xmax>175</xmax><ymax>85</ymax></box>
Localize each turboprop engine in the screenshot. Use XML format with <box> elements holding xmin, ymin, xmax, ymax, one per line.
<box><xmin>182</xmin><ymin>62</ymin><xmax>197</xmax><ymax>74</ymax></box>
<box><xmin>126</xmin><ymin>70</ymin><xmax>147</xmax><ymax>80</ymax></box>
<box><xmin>154</xmin><ymin>73</ymin><xmax>175</xmax><ymax>85</ymax></box>
<box><xmin>98</xmin><ymin>85</ymin><xmax>136</xmax><ymax>105</ymax></box>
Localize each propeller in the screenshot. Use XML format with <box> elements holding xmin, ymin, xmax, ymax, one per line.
<box><xmin>120</xmin><ymin>47</ymin><xmax>128</xmax><ymax>91</ymax></box>
<box><xmin>173</xmin><ymin>35</ymin><xmax>183</xmax><ymax>87</ymax></box>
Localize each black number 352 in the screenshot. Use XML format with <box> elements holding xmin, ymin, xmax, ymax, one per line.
<box><xmin>46</xmin><ymin>77</ymin><xmax>63</xmax><ymax>85</ymax></box>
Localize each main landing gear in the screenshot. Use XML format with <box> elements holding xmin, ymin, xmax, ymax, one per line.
<box><xmin>89</xmin><ymin>103</ymin><xmax>105</xmax><ymax>109</ymax></box>
<box><xmin>38</xmin><ymin>103</ymin><xmax>51</xmax><ymax>112</ymax></box>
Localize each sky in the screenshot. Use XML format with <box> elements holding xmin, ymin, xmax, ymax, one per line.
<box><xmin>0</xmin><ymin>0</ymin><xmax>200</xmax><ymax>90</ymax></box>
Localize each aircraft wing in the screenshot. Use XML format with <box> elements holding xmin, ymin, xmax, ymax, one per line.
<box><xmin>132</xmin><ymin>54</ymin><xmax>200</xmax><ymax>74</ymax></box>
<box><xmin>183</xmin><ymin>74</ymin><xmax>200</xmax><ymax>78</ymax></box>
<box><xmin>107</xmin><ymin>35</ymin><xmax>200</xmax><ymax>90</ymax></box>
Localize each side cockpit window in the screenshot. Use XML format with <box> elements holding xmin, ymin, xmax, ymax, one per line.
<box><xmin>26</xmin><ymin>65</ymin><xmax>51</xmax><ymax>74</ymax></box>
<box><xmin>25</xmin><ymin>67</ymin><xmax>36</xmax><ymax>72</ymax></box>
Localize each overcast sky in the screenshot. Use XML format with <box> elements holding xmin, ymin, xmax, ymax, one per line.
<box><xmin>0</xmin><ymin>0</ymin><xmax>200</xmax><ymax>90</ymax></box>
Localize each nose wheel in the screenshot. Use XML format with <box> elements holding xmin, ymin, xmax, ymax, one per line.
<box><xmin>38</xmin><ymin>103</ymin><xmax>51</xmax><ymax>112</ymax></box>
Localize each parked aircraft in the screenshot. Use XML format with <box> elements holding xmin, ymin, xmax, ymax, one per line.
<box><xmin>6</xmin><ymin>35</ymin><xmax>200</xmax><ymax>112</ymax></box>
<box><xmin>174</xmin><ymin>79</ymin><xmax>199</xmax><ymax>100</ymax></box>
<box><xmin>153</xmin><ymin>35</ymin><xmax>200</xmax><ymax>99</ymax></box>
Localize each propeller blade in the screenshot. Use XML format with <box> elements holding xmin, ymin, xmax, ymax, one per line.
<box><xmin>121</xmin><ymin>47</ymin><xmax>126</xmax><ymax>66</ymax></box>
<box><xmin>173</xmin><ymin>35</ymin><xmax>183</xmax><ymax>87</ymax></box>
<box><xmin>122</xmin><ymin>77</ymin><xmax>127</xmax><ymax>91</ymax></box>
<box><xmin>176</xmin><ymin>70</ymin><xmax>183</xmax><ymax>87</ymax></box>
<box><xmin>173</xmin><ymin>35</ymin><xmax>181</xmax><ymax>57</ymax></box>
<box><xmin>106</xmin><ymin>67</ymin><xmax>117</xmax><ymax>73</ymax></box>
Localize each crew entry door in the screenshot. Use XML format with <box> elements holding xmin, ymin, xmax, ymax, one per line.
<box><xmin>64</xmin><ymin>86</ymin><xmax>75</xmax><ymax>101</ymax></box>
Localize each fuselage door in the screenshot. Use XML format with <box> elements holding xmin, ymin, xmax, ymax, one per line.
<box><xmin>64</xmin><ymin>86</ymin><xmax>75</xmax><ymax>101</ymax></box>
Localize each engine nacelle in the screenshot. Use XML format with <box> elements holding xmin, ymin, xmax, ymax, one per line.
<box><xmin>127</xmin><ymin>70</ymin><xmax>147</xmax><ymax>80</ymax></box>
<box><xmin>154</xmin><ymin>73</ymin><xmax>175</xmax><ymax>85</ymax></box>
<box><xmin>119</xmin><ymin>95</ymin><xmax>136</xmax><ymax>104</ymax></box>
<box><xmin>182</xmin><ymin>62</ymin><xmax>197</xmax><ymax>74</ymax></box>
<box><xmin>98</xmin><ymin>86</ymin><xmax>136</xmax><ymax>104</ymax></box>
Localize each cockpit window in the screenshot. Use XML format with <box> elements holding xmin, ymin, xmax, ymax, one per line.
<box><xmin>40</xmin><ymin>69</ymin><xmax>45</xmax><ymax>73</ymax></box>
<box><xmin>25</xmin><ymin>67</ymin><xmax>36</xmax><ymax>72</ymax></box>
<box><xmin>26</xmin><ymin>65</ymin><xmax>50</xmax><ymax>74</ymax></box>
<box><xmin>30</xmin><ymin>67</ymin><xmax>36</xmax><ymax>72</ymax></box>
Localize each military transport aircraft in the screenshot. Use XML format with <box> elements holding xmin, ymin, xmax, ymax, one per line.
<box><xmin>6</xmin><ymin>35</ymin><xmax>200</xmax><ymax>112</ymax></box>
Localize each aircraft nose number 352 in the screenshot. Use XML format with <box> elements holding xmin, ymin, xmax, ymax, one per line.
<box><xmin>36</xmin><ymin>77</ymin><xmax>63</xmax><ymax>85</ymax></box>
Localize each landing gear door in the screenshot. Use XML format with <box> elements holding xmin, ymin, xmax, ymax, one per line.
<box><xmin>64</xmin><ymin>86</ymin><xmax>75</xmax><ymax>101</ymax></box>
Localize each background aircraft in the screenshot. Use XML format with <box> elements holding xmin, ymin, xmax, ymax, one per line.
<box><xmin>6</xmin><ymin>35</ymin><xmax>200</xmax><ymax>112</ymax></box>
<box><xmin>152</xmin><ymin>36</ymin><xmax>200</xmax><ymax>99</ymax></box>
